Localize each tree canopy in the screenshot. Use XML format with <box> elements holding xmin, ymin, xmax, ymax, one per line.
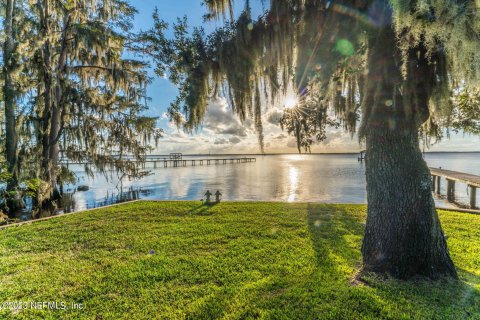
<box><xmin>1</xmin><ymin>0</ymin><xmax>162</xmax><ymax>214</ymax></box>
<box><xmin>150</xmin><ymin>0</ymin><xmax>480</xmax><ymax>151</ymax></box>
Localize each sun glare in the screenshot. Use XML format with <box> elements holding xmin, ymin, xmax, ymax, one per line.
<box><xmin>283</xmin><ymin>95</ymin><xmax>299</xmax><ymax>109</ymax></box>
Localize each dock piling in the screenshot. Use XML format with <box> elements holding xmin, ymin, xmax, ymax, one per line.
<box><xmin>447</xmin><ymin>179</ymin><xmax>455</xmax><ymax>202</ymax></box>
<box><xmin>470</xmin><ymin>186</ymin><xmax>477</xmax><ymax>209</ymax></box>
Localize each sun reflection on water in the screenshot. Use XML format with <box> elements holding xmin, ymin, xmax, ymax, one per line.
<box><xmin>287</xmin><ymin>166</ymin><xmax>299</xmax><ymax>202</ymax></box>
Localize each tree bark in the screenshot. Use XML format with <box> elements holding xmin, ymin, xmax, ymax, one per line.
<box><xmin>34</xmin><ymin>0</ymin><xmax>60</xmax><ymax>217</ymax></box>
<box><xmin>3</xmin><ymin>0</ymin><xmax>25</xmax><ymax>214</ymax></box>
<box><xmin>3</xmin><ymin>0</ymin><xmax>17</xmax><ymax>180</ymax></box>
<box><xmin>360</xmin><ymin>23</ymin><xmax>457</xmax><ymax>279</ymax></box>
<box><xmin>362</xmin><ymin>128</ymin><xmax>457</xmax><ymax>279</ymax></box>
<box><xmin>33</xmin><ymin>3</ymin><xmax>72</xmax><ymax>217</ymax></box>
<box><xmin>47</xmin><ymin>14</ymin><xmax>70</xmax><ymax>192</ymax></box>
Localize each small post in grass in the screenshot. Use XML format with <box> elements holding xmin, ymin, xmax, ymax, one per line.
<box><xmin>215</xmin><ymin>190</ymin><xmax>222</xmax><ymax>203</ymax></box>
<box><xmin>204</xmin><ymin>190</ymin><xmax>212</xmax><ymax>205</ymax></box>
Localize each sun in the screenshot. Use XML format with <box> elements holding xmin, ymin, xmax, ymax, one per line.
<box><xmin>283</xmin><ymin>95</ymin><xmax>299</xmax><ymax>109</ymax></box>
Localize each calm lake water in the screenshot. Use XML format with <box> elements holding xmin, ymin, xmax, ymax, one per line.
<box><xmin>62</xmin><ymin>152</ymin><xmax>480</xmax><ymax>212</ymax></box>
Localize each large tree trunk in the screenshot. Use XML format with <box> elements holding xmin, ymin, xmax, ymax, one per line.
<box><xmin>34</xmin><ymin>5</ymin><xmax>71</xmax><ymax>218</ymax></box>
<box><xmin>360</xmin><ymin>22</ymin><xmax>457</xmax><ymax>279</ymax></box>
<box><xmin>34</xmin><ymin>0</ymin><xmax>60</xmax><ymax>217</ymax></box>
<box><xmin>3</xmin><ymin>0</ymin><xmax>24</xmax><ymax>214</ymax></box>
<box><xmin>47</xmin><ymin>14</ymin><xmax>70</xmax><ymax>194</ymax></box>
<box><xmin>362</xmin><ymin>128</ymin><xmax>457</xmax><ymax>279</ymax></box>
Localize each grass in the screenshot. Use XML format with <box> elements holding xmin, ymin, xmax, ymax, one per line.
<box><xmin>0</xmin><ymin>201</ymin><xmax>479</xmax><ymax>319</ymax></box>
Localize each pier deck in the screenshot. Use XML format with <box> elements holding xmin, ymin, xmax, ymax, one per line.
<box><xmin>60</xmin><ymin>157</ymin><xmax>257</xmax><ymax>168</ymax></box>
<box><xmin>430</xmin><ymin>167</ymin><xmax>479</xmax><ymax>209</ymax></box>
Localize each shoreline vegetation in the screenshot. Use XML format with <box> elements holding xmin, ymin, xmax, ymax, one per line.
<box><xmin>1</xmin><ymin>201</ymin><xmax>479</xmax><ymax>319</ymax></box>
<box><xmin>144</xmin><ymin>152</ymin><xmax>480</xmax><ymax>156</ymax></box>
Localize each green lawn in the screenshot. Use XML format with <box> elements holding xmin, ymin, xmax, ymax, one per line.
<box><xmin>0</xmin><ymin>201</ymin><xmax>479</xmax><ymax>319</ymax></box>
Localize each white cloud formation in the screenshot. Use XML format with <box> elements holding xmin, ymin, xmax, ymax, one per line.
<box><xmin>153</xmin><ymin>98</ymin><xmax>480</xmax><ymax>155</ymax></box>
<box><xmin>202</xmin><ymin>99</ymin><xmax>251</xmax><ymax>137</ymax></box>
<box><xmin>265</xmin><ymin>107</ymin><xmax>284</xmax><ymax>125</ymax></box>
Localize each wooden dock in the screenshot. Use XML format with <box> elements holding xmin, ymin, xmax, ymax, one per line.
<box><xmin>148</xmin><ymin>157</ymin><xmax>256</xmax><ymax>168</ymax></box>
<box><xmin>430</xmin><ymin>167</ymin><xmax>479</xmax><ymax>209</ymax></box>
<box><xmin>60</xmin><ymin>157</ymin><xmax>257</xmax><ymax>168</ymax></box>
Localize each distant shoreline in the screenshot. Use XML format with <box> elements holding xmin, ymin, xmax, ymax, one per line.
<box><xmin>150</xmin><ymin>151</ymin><xmax>480</xmax><ymax>156</ymax></box>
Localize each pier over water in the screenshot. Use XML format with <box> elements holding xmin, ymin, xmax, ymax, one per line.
<box><xmin>60</xmin><ymin>154</ymin><xmax>257</xmax><ymax>169</ymax></box>
<box><xmin>430</xmin><ymin>167</ymin><xmax>480</xmax><ymax>209</ymax></box>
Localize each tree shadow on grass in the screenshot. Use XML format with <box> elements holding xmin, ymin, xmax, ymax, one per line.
<box><xmin>186</xmin><ymin>203</ymin><xmax>219</xmax><ymax>216</ymax></box>
<box><xmin>177</xmin><ymin>203</ymin><xmax>480</xmax><ymax>319</ymax></box>
<box><xmin>306</xmin><ymin>203</ymin><xmax>480</xmax><ymax>319</ymax></box>
<box><xmin>306</xmin><ymin>203</ymin><xmax>365</xmax><ymax>274</ymax></box>
<box><xmin>185</xmin><ymin>203</ymin><xmax>370</xmax><ymax>319</ymax></box>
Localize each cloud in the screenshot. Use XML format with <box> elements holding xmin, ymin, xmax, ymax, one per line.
<box><xmin>214</xmin><ymin>138</ymin><xmax>229</xmax><ymax>145</ymax></box>
<box><xmin>153</xmin><ymin>94</ymin><xmax>480</xmax><ymax>154</ymax></box>
<box><xmin>202</xmin><ymin>98</ymin><xmax>252</xmax><ymax>137</ymax></box>
<box><xmin>219</xmin><ymin>126</ymin><xmax>247</xmax><ymax>137</ymax></box>
<box><xmin>229</xmin><ymin>137</ymin><xmax>241</xmax><ymax>144</ymax></box>
<box><xmin>274</xmin><ymin>133</ymin><xmax>287</xmax><ymax>140</ymax></box>
<box><xmin>287</xmin><ymin>139</ymin><xmax>298</xmax><ymax>148</ymax></box>
<box><xmin>265</xmin><ymin>107</ymin><xmax>284</xmax><ymax>125</ymax></box>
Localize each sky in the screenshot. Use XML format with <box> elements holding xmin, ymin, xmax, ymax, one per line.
<box><xmin>130</xmin><ymin>0</ymin><xmax>480</xmax><ymax>154</ymax></box>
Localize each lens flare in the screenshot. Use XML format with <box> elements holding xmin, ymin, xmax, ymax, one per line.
<box><xmin>284</xmin><ymin>96</ymin><xmax>299</xmax><ymax>109</ymax></box>
<box><xmin>335</xmin><ymin>39</ymin><xmax>355</xmax><ymax>56</ymax></box>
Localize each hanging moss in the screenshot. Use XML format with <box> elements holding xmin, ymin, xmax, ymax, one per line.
<box><xmin>153</xmin><ymin>0</ymin><xmax>480</xmax><ymax>152</ymax></box>
<box><xmin>3</xmin><ymin>0</ymin><xmax>161</xmax><ymax>202</ymax></box>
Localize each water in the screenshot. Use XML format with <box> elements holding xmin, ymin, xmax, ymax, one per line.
<box><xmin>62</xmin><ymin>152</ymin><xmax>480</xmax><ymax>212</ymax></box>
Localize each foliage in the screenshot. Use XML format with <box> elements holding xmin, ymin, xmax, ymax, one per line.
<box><xmin>0</xmin><ymin>165</ymin><xmax>15</xmax><ymax>212</ymax></box>
<box><xmin>146</xmin><ymin>4</ymin><xmax>299</xmax><ymax>151</ymax></box>
<box><xmin>151</xmin><ymin>0</ymin><xmax>480</xmax><ymax>152</ymax></box>
<box><xmin>450</xmin><ymin>89</ymin><xmax>480</xmax><ymax>135</ymax></box>
<box><xmin>0</xmin><ymin>170</ymin><xmax>13</xmax><ymax>184</ymax></box>
<box><xmin>22</xmin><ymin>178</ymin><xmax>51</xmax><ymax>204</ymax></box>
<box><xmin>280</xmin><ymin>99</ymin><xmax>341</xmax><ymax>153</ymax></box>
<box><xmin>0</xmin><ymin>201</ymin><xmax>479</xmax><ymax>319</ymax></box>
<box><xmin>57</xmin><ymin>166</ymin><xmax>77</xmax><ymax>186</ymax></box>
<box><xmin>1</xmin><ymin>0</ymin><xmax>162</xmax><ymax>209</ymax></box>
